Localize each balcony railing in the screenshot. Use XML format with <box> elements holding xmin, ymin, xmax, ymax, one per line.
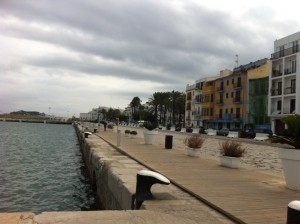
<box><xmin>271</xmin><ymin>44</ymin><xmax>300</xmax><ymax>60</ymax></box>
<box><xmin>285</xmin><ymin>68</ymin><xmax>295</xmax><ymax>75</ymax></box>
<box><xmin>192</xmin><ymin>111</ymin><xmax>201</xmax><ymax>115</ymax></box>
<box><xmin>284</xmin><ymin>87</ymin><xmax>296</xmax><ymax>94</ymax></box>
<box><xmin>216</xmin><ymin>100</ymin><xmax>224</xmax><ymax>105</ymax></box>
<box><xmin>217</xmin><ymin>87</ymin><xmax>224</xmax><ymax>92</ymax></box>
<box><xmin>215</xmin><ymin>114</ymin><xmax>223</xmax><ymax>119</ymax></box>
<box><xmin>233</xmin><ymin>98</ymin><xmax>242</xmax><ymax>103</ymax></box>
<box><xmin>271</xmin><ymin>88</ymin><xmax>282</xmax><ymax>96</ymax></box>
<box><xmin>283</xmin><ymin>108</ymin><xmax>296</xmax><ymax>114</ymax></box>
<box><xmin>215</xmin><ymin>114</ymin><xmax>241</xmax><ymax>120</ymax></box>
<box><xmin>272</xmin><ymin>70</ymin><xmax>282</xmax><ymax>77</ymax></box>
<box><xmin>233</xmin><ymin>83</ymin><xmax>242</xmax><ymax>89</ymax></box>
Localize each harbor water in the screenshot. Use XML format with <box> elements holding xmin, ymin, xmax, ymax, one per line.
<box><xmin>0</xmin><ymin>122</ymin><xmax>99</xmax><ymax>213</ymax></box>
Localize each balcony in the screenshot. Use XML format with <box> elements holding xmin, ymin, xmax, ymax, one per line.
<box><xmin>192</xmin><ymin>111</ymin><xmax>201</xmax><ymax>115</ymax></box>
<box><xmin>217</xmin><ymin>86</ymin><xmax>224</xmax><ymax>92</ymax></box>
<box><xmin>233</xmin><ymin>98</ymin><xmax>242</xmax><ymax>103</ymax></box>
<box><xmin>271</xmin><ymin>44</ymin><xmax>300</xmax><ymax>60</ymax></box>
<box><xmin>272</xmin><ymin>70</ymin><xmax>282</xmax><ymax>77</ymax></box>
<box><xmin>271</xmin><ymin>88</ymin><xmax>282</xmax><ymax>96</ymax></box>
<box><xmin>283</xmin><ymin>108</ymin><xmax>296</xmax><ymax>114</ymax></box>
<box><xmin>233</xmin><ymin>83</ymin><xmax>242</xmax><ymax>89</ymax></box>
<box><xmin>216</xmin><ymin>114</ymin><xmax>241</xmax><ymax>120</ymax></box>
<box><xmin>284</xmin><ymin>87</ymin><xmax>296</xmax><ymax>94</ymax></box>
<box><xmin>216</xmin><ymin>100</ymin><xmax>224</xmax><ymax>105</ymax></box>
<box><xmin>215</xmin><ymin>114</ymin><xmax>223</xmax><ymax>119</ymax></box>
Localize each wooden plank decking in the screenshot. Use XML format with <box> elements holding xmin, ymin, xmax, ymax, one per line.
<box><xmin>98</xmin><ymin>129</ymin><xmax>300</xmax><ymax>224</ymax></box>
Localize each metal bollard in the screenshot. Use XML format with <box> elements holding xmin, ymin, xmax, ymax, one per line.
<box><xmin>117</xmin><ymin>130</ymin><xmax>121</xmax><ymax>146</ymax></box>
<box><xmin>84</xmin><ymin>131</ymin><xmax>92</xmax><ymax>138</ymax></box>
<box><xmin>165</xmin><ymin>135</ymin><xmax>173</xmax><ymax>149</ymax></box>
<box><xmin>287</xmin><ymin>201</ymin><xmax>300</xmax><ymax>224</ymax></box>
<box><xmin>131</xmin><ymin>170</ymin><xmax>170</xmax><ymax>210</ymax></box>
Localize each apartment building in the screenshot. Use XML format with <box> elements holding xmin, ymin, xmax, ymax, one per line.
<box><xmin>248</xmin><ymin>59</ymin><xmax>270</xmax><ymax>128</ymax></box>
<box><xmin>269</xmin><ymin>31</ymin><xmax>300</xmax><ymax>134</ymax></box>
<box><xmin>185</xmin><ymin>83</ymin><xmax>195</xmax><ymax>126</ymax></box>
<box><xmin>186</xmin><ymin>59</ymin><xmax>270</xmax><ymax>130</ymax></box>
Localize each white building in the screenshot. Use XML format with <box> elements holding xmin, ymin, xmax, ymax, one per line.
<box><xmin>269</xmin><ymin>31</ymin><xmax>300</xmax><ymax>134</ymax></box>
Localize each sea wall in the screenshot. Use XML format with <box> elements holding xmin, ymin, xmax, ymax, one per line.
<box><xmin>74</xmin><ymin>124</ymin><xmax>142</xmax><ymax>210</ymax></box>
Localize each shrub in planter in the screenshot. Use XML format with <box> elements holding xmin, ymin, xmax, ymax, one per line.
<box><xmin>219</xmin><ymin>141</ymin><xmax>246</xmax><ymax>157</ymax></box>
<box><xmin>219</xmin><ymin>141</ymin><xmax>246</xmax><ymax>168</ymax></box>
<box><xmin>125</xmin><ymin>129</ymin><xmax>131</xmax><ymax>136</ymax></box>
<box><xmin>107</xmin><ymin>124</ymin><xmax>114</xmax><ymax>130</ymax></box>
<box><xmin>184</xmin><ymin>134</ymin><xmax>205</xmax><ymax>157</ymax></box>
<box><xmin>143</xmin><ymin>121</ymin><xmax>158</xmax><ymax>131</ymax></box>
<box><xmin>143</xmin><ymin>121</ymin><xmax>158</xmax><ymax>144</ymax></box>
<box><xmin>130</xmin><ymin>130</ymin><xmax>137</xmax><ymax>135</ymax></box>
<box><xmin>270</xmin><ymin>114</ymin><xmax>300</xmax><ymax>149</ymax></box>
<box><xmin>270</xmin><ymin>114</ymin><xmax>300</xmax><ymax>190</ymax></box>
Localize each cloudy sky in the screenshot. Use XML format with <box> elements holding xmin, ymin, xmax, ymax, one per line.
<box><xmin>1</xmin><ymin>0</ymin><xmax>299</xmax><ymax>117</ymax></box>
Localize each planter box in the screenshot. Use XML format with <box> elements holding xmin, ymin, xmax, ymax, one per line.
<box><xmin>143</xmin><ymin>130</ymin><xmax>158</xmax><ymax>144</ymax></box>
<box><xmin>278</xmin><ymin>148</ymin><xmax>300</xmax><ymax>190</ymax></box>
<box><xmin>187</xmin><ymin>147</ymin><xmax>201</xmax><ymax>157</ymax></box>
<box><xmin>220</xmin><ymin>156</ymin><xmax>241</xmax><ymax>168</ymax></box>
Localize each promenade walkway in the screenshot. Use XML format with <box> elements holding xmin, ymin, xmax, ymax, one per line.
<box><xmin>97</xmin><ymin>127</ymin><xmax>300</xmax><ymax>224</ymax></box>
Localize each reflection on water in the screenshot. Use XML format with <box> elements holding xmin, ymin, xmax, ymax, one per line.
<box><xmin>0</xmin><ymin>122</ymin><xmax>99</xmax><ymax>213</ymax></box>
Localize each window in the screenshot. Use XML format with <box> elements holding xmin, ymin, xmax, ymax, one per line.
<box><xmin>237</xmin><ymin>77</ymin><xmax>241</xmax><ymax>87</ymax></box>
<box><xmin>230</xmin><ymin>108</ymin><xmax>233</xmax><ymax>114</ymax></box>
<box><xmin>211</xmin><ymin>94</ymin><xmax>214</xmax><ymax>102</ymax></box>
<box><xmin>225</xmin><ymin>108</ymin><xmax>228</xmax><ymax>114</ymax></box>
<box><xmin>227</xmin><ymin>80</ymin><xmax>229</xmax><ymax>86</ymax></box>
<box><xmin>292</xmin><ymin>41</ymin><xmax>298</xmax><ymax>53</ymax></box>
<box><xmin>235</xmin><ymin>91</ymin><xmax>241</xmax><ymax>102</ymax></box>
<box><xmin>278</xmin><ymin>82</ymin><xmax>282</xmax><ymax>95</ymax></box>
<box><xmin>279</xmin><ymin>45</ymin><xmax>284</xmax><ymax>57</ymax></box>
<box><xmin>226</xmin><ymin>93</ymin><xmax>228</xmax><ymax>99</ymax></box>
<box><xmin>292</xmin><ymin>60</ymin><xmax>296</xmax><ymax>73</ymax></box>
<box><xmin>231</xmin><ymin>92</ymin><xmax>234</xmax><ymax>98</ymax></box>
<box><xmin>219</xmin><ymin>109</ymin><xmax>223</xmax><ymax>119</ymax></box>
<box><xmin>291</xmin><ymin>79</ymin><xmax>296</xmax><ymax>93</ymax></box>
<box><xmin>236</xmin><ymin>108</ymin><xmax>240</xmax><ymax>119</ymax></box>
<box><xmin>291</xmin><ymin>99</ymin><xmax>296</xmax><ymax>113</ymax></box>
<box><xmin>219</xmin><ymin>93</ymin><xmax>223</xmax><ymax>104</ymax></box>
<box><xmin>220</xmin><ymin>81</ymin><xmax>224</xmax><ymax>90</ymax></box>
<box><xmin>277</xmin><ymin>100</ymin><xmax>282</xmax><ymax>111</ymax></box>
<box><xmin>232</xmin><ymin>79</ymin><xmax>234</xmax><ymax>84</ymax></box>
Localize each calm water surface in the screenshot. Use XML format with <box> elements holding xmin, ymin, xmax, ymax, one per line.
<box><xmin>0</xmin><ymin>122</ymin><xmax>99</xmax><ymax>213</ymax></box>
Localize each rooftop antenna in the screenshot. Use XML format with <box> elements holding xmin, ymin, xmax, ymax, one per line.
<box><xmin>235</xmin><ymin>54</ymin><xmax>239</xmax><ymax>68</ymax></box>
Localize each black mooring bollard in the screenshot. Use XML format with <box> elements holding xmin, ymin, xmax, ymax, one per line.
<box><xmin>287</xmin><ymin>201</ymin><xmax>300</xmax><ymax>224</ymax></box>
<box><xmin>165</xmin><ymin>135</ymin><xmax>173</xmax><ymax>149</ymax></box>
<box><xmin>84</xmin><ymin>131</ymin><xmax>92</xmax><ymax>138</ymax></box>
<box><xmin>131</xmin><ymin>170</ymin><xmax>170</xmax><ymax>210</ymax></box>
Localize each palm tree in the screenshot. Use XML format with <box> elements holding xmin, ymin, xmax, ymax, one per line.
<box><xmin>147</xmin><ymin>92</ymin><xmax>160</xmax><ymax>120</ymax></box>
<box><xmin>170</xmin><ymin>91</ymin><xmax>185</xmax><ymax>125</ymax></box>
<box><xmin>130</xmin><ymin>96</ymin><xmax>141</xmax><ymax>121</ymax></box>
<box><xmin>101</xmin><ymin>108</ymin><xmax>107</xmax><ymax>121</ymax></box>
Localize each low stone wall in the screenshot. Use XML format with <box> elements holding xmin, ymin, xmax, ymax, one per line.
<box><xmin>75</xmin><ymin>124</ymin><xmax>143</xmax><ymax>210</ymax></box>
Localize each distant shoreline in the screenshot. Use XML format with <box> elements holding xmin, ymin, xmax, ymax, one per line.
<box><xmin>0</xmin><ymin>118</ymin><xmax>72</xmax><ymax>125</ymax></box>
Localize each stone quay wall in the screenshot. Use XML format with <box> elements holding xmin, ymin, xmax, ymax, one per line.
<box><xmin>74</xmin><ymin>124</ymin><xmax>141</xmax><ymax>210</ymax></box>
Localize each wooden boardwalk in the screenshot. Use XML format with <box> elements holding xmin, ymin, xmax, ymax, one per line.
<box><xmin>98</xmin><ymin>129</ymin><xmax>300</xmax><ymax>224</ymax></box>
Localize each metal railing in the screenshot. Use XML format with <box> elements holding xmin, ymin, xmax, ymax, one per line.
<box><xmin>271</xmin><ymin>44</ymin><xmax>300</xmax><ymax>60</ymax></box>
